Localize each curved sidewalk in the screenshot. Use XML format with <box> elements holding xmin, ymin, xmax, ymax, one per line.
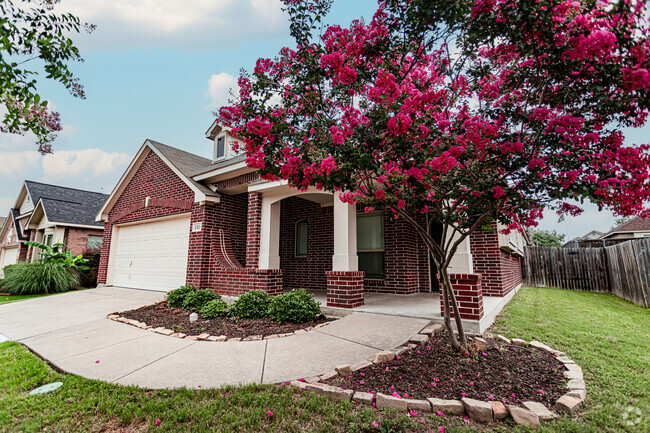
<box><xmin>0</xmin><ymin>287</ymin><xmax>430</xmax><ymax>389</ymax></box>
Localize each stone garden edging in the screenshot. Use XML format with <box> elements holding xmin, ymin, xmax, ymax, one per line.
<box><xmin>289</xmin><ymin>324</ymin><xmax>586</xmax><ymax>429</ymax></box>
<box><xmin>106</xmin><ymin>312</ymin><xmax>331</xmax><ymax>342</ymax></box>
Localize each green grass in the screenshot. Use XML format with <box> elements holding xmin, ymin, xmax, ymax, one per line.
<box><xmin>492</xmin><ymin>287</ymin><xmax>650</xmax><ymax>433</ymax></box>
<box><xmin>0</xmin><ymin>293</ymin><xmax>53</xmax><ymax>305</ymax></box>
<box><xmin>0</xmin><ymin>287</ymin><xmax>648</xmax><ymax>432</ymax></box>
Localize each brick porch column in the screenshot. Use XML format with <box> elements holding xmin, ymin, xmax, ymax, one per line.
<box><xmin>326</xmin><ymin>271</ymin><xmax>365</xmax><ymax>308</ymax></box>
<box><xmin>327</xmin><ymin>193</ymin><xmax>363</xmax><ymax>308</ymax></box>
<box><xmin>440</xmin><ymin>273</ymin><xmax>484</xmax><ymax>321</ymax></box>
<box><xmin>245</xmin><ymin>192</ymin><xmax>261</xmax><ymax>268</ymax></box>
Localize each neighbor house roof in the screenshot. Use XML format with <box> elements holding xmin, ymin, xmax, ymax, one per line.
<box><xmin>12</xmin><ymin>208</ymin><xmax>28</xmax><ymax>241</ymax></box>
<box><xmin>0</xmin><ymin>216</ymin><xmax>5</xmax><ymax>229</ymax></box>
<box><xmin>601</xmin><ymin>216</ymin><xmax>650</xmax><ymax>239</ymax></box>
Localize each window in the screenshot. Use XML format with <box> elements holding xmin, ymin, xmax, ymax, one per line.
<box><xmin>44</xmin><ymin>234</ymin><xmax>53</xmax><ymax>247</ymax></box>
<box><xmin>88</xmin><ymin>235</ymin><xmax>103</xmax><ymax>249</ymax></box>
<box><xmin>295</xmin><ymin>221</ymin><xmax>308</xmax><ymax>257</ymax></box>
<box><xmin>357</xmin><ymin>213</ymin><xmax>384</xmax><ymax>278</ymax></box>
<box><xmin>216</xmin><ymin>137</ymin><xmax>226</xmax><ymax>159</ymax></box>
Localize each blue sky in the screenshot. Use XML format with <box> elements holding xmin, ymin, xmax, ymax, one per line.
<box><xmin>0</xmin><ymin>0</ymin><xmax>646</xmax><ymax>241</ymax></box>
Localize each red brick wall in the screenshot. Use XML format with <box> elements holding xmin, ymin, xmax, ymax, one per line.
<box><xmin>65</xmin><ymin>227</ymin><xmax>104</xmax><ymax>257</ymax></box>
<box><xmin>245</xmin><ymin>192</ymin><xmax>261</xmax><ymax>269</ymax></box>
<box><xmin>500</xmin><ymin>250</ymin><xmax>523</xmax><ymax>295</ymax></box>
<box><xmin>97</xmin><ymin>151</ymin><xmax>196</xmax><ymax>285</ymax></box>
<box><xmin>280</xmin><ymin>197</ymin><xmax>333</xmax><ymax>291</ymax></box>
<box><xmin>440</xmin><ymin>273</ymin><xmax>484</xmax><ymax>321</ymax></box>
<box><xmin>469</xmin><ymin>222</ymin><xmax>523</xmax><ymax>297</ymax></box>
<box><xmin>326</xmin><ymin>271</ymin><xmax>365</xmax><ymax>308</ymax></box>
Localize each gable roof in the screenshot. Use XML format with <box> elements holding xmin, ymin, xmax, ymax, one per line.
<box><xmin>11</xmin><ymin>208</ymin><xmax>28</xmax><ymax>241</ymax></box>
<box><xmin>96</xmin><ymin>140</ymin><xmax>220</xmax><ymax>222</ymax></box>
<box><xmin>601</xmin><ymin>216</ymin><xmax>650</xmax><ymax>239</ymax></box>
<box><xmin>0</xmin><ymin>216</ymin><xmax>5</xmax><ymax>228</ymax></box>
<box><xmin>146</xmin><ymin>140</ymin><xmax>217</xmax><ymax>198</ymax></box>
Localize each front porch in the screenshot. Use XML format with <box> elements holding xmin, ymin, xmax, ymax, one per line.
<box><xmin>308</xmin><ymin>286</ymin><xmax>521</xmax><ymax>334</ymax></box>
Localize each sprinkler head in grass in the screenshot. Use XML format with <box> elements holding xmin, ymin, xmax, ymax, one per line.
<box><xmin>29</xmin><ymin>382</ymin><xmax>63</xmax><ymax>395</ymax></box>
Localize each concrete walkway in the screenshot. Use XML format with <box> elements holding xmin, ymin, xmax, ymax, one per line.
<box><xmin>0</xmin><ymin>287</ymin><xmax>430</xmax><ymax>389</ymax></box>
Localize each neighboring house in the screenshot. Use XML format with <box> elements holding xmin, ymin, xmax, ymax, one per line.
<box><xmin>0</xmin><ymin>181</ymin><xmax>109</xmax><ymax>277</ymax></box>
<box><xmin>0</xmin><ymin>217</ymin><xmax>5</xmax><ymax>233</ymax></box>
<box><xmin>96</xmin><ymin>121</ymin><xmax>525</xmax><ymax>321</ymax></box>
<box><xmin>600</xmin><ymin>216</ymin><xmax>650</xmax><ymax>240</ymax></box>
<box><xmin>562</xmin><ymin>229</ymin><xmax>604</xmax><ymax>247</ymax></box>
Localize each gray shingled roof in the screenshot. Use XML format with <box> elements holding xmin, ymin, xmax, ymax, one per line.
<box><xmin>24</xmin><ymin>181</ymin><xmax>109</xmax><ymax>228</ymax></box>
<box><xmin>0</xmin><ymin>216</ymin><xmax>5</xmax><ymax>229</ymax></box>
<box><xmin>147</xmin><ymin>140</ymin><xmax>220</xmax><ymax>198</ymax></box>
<box><xmin>12</xmin><ymin>208</ymin><xmax>28</xmax><ymax>240</ymax></box>
<box><xmin>191</xmin><ymin>154</ymin><xmax>247</xmax><ymax>177</ymax></box>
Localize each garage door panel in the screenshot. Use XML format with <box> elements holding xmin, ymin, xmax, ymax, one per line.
<box><xmin>111</xmin><ymin>216</ymin><xmax>191</xmax><ymax>291</ymax></box>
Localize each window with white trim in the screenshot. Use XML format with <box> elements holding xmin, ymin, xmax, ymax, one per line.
<box><xmin>216</xmin><ymin>136</ymin><xmax>226</xmax><ymax>159</ymax></box>
<box><xmin>357</xmin><ymin>213</ymin><xmax>385</xmax><ymax>279</ymax></box>
<box><xmin>295</xmin><ymin>220</ymin><xmax>308</xmax><ymax>257</ymax></box>
<box><xmin>88</xmin><ymin>235</ymin><xmax>103</xmax><ymax>249</ymax></box>
<box><xmin>44</xmin><ymin>234</ymin><xmax>53</xmax><ymax>247</ymax></box>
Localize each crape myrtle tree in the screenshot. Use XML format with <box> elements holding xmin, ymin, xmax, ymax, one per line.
<box><xmin>1</xmin><ymin>0</ymin><xmax>93</xmax><ymax>153</ymax></box>
<box><xmin>218</xmin><ymin>0</ymin><xmax>650</xmax><ymax>350</ymax></box>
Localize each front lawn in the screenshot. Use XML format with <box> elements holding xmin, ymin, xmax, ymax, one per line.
<box><xmin>0</xmin><ymin>293</ymin><xmax>53</xmax><ymax>305</ymax></box>
<box><xmin>0</xmin><ymin>287</ymin><xmax>647</xmax><ymax>432</ymax></box>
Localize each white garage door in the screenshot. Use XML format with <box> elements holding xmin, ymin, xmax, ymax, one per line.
<box><xmin>0</xmin><ymin>247</ymin><xmax>19</xmax><ymax>277</ymax></box>
<box><xmin>111</xmin><ymin>216</ymin><xmax>191</xmax><ymax>291</ymax></box>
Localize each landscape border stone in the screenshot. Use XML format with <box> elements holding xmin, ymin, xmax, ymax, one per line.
<box><xmin>107</xmin><ymin>313</ymin><xmax>331</xmax><ymax>342</ymax></box>
<box><xmin>289</xmin><ymin>325</ymin><xmax>586</xmax><ymax>429</ymax></box>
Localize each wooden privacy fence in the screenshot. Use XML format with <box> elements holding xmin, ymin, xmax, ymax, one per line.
<box><xmin>523</xmin><ymin>238</ymin><xmax>650</xmax><ymax>308</ymax></box>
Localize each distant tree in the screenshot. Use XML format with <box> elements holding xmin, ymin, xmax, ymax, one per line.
<box><xmin>532</xmin><ymin>230</ymin><xmax>565</xmax><ymax>247</ymax></box>
<box><xmin>0</xmin><ymin>0</ymin><xmax>94</xmax><ymax>153</ymax></box>
<box><xmin>612</xmin><ymin>217</ymin><xmax>631</xmax><ymax>229</ymax></box>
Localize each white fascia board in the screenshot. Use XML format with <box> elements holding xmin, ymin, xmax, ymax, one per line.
<box><xmin>193</xmin><ymin>160</ymin><xmax>250</xmax><ymax>182</ymax></box>
<box><xmin>25</xmin><ymin>199</ymin><xmax>48</xmax><ymax>229</ymax></box>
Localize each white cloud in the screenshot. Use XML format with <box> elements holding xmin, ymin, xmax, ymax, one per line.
<box><xmin>206</xmin><ymin>73</ymin><xmax>239</xmax><ymax>108</ymax></box>
<box><xmin>42</xmin><ymin>148</ymin><xmax>131</xmax><ymax>179</ymax></box>
<box><xmin>57</xmin><ymin>0</ymin><xmax>288</xmax><ymax>50</ymax></box>
<box><xmin>0</xmin><ymin>151</ymin><xmax>42</xmax><ymax>178</ymax></box>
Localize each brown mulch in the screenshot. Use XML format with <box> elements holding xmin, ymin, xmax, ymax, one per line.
<box><xmin>118</xmin><ymin>301</ymin><xmax>333</xmax><ymax>339</ymax></box>
<box><xmin>325</xmin><ymin>333</ymin><xmax>566</xmax><ymax>406</ymax></box>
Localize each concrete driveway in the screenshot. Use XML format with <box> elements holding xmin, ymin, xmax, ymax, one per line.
<box><xmin>0</xmin><ymin>287</ymin><xmax>430</xmax><ymax>389</ymax></box>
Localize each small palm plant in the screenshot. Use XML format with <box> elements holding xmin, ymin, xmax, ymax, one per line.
<box><xmin>24</xmin><ymin>241</ymin><xmax>90</xmax><ymax>271</ymax></box>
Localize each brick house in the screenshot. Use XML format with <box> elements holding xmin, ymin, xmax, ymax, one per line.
<box><xmin>0</xmin><ymin>181</ymin><xmax>108</xmax><ymax>277</ymax></box>
<box><xmin>96</xmin><ymin>122</ymin><xmax>525</xmax><ymax>322</ymax></box>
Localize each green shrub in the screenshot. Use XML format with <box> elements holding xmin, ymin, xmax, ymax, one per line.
<box><xmin>2</xmin><ymin>262</ymin><xmax>79</xmax><ymax>295</ymax></box>
<box><xmin>77</xmin><ymin>248</ymin><xmax>101</xmax><ymax>288</ymax></box>
<box><xmin>200</xmin><ymin>298</ymin><xmax>229</xmax><ymax>319</ymax></box>
<box><xmin>166</xmin><ymin>285</ymin><xmax>197</xmax><ymax>308</ymax></box>
<box><xmin>181</xmin><ymin>289</ymin><xmax>219</xmax><ymax>311</ymax></box>
<box><xmin>268</xmin><ymin>289</ymin><xmax>321</xmax><ymax>323</ymax></box>
<box><xmin>229</xmin><ymin>290</ymin><xmax>272</xmax><ymax>319</ymax></box>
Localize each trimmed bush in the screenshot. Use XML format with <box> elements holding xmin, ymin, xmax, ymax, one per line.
<box><xmin>268</xmin><ymin>289</ymin><xmax>321</xmax><ymax>323</ymax></box>
<box><xmin>182</xmin><ymin>289</ymin><xmax>219</xmax><ymax>311</ymax></box>
<box><xmin>166</xmin><ymin>285</ymin><xmax>197</xmax><ymax>308</ymax></box>
<box><xmin>2</xmin><ymin>262</ymin><xmax>79</xmax><ymax>295</ymax></box>
<box><xmin>200</xmin><ymin>298</ymin><xmax>229</xmax><ymax>319</ymax></box>
<box><xmin>77</xmin><ymin>248</ymin><xmax>101</xmax><ymax>288</ymax></box>
<box><xmin>229</xmin><ymin>290</ymin><xmax>272</xmax><ymax>319</ymax></box>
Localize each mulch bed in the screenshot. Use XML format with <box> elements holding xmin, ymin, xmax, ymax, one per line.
<box><xmin>325</xmin><ymin>333</ymin><xmax>566</xmax><ymax>406</ymax></box>
<box><xmin>118</xmin><ymin>301</ymin><xmax>333</xmax><ymax>339</ymax></box>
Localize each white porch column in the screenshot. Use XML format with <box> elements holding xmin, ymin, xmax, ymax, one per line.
<box><xmin>332</xmin><ymin>192</ymin><xmax>358</xmax><ymax>271</ymax></box>
<box><xmin>258</xmin><ymin>196</ymin><xmax>281</xmax><ymax>269</ymax></box>
<box><xmin>447</xmin><ymin>230</ymin><xmax>474</xmax><ymax>274</ymax></box>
